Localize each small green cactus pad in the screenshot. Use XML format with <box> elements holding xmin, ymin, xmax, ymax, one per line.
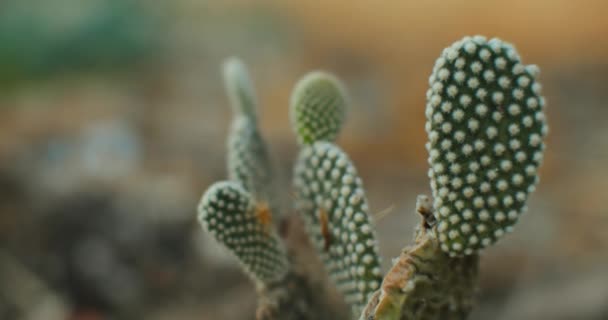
<box><xmin>198</xmin><ymin>181</ymin><xmax>288</xmax><ymax>284</ymax></box>
<box><xmin>227</xmin><ymin>117</ymin><xmax>274</xmax><ymax>203</ymax></box>
<box><xmin>290</xmin><ymin>71</ymin><xmax>348</xmax><ymax>145</ymax></box>
<box><xmin>293</xmin><ymin>141</ymin><xmax>382</xmax><ymax>314</ymax></box>
<box><xmin>223</xmin><ymin>57</ymin><xmax>258</xmax><ymax>120</ymax></box>
<box><xmin>425</xmin><ymin>36</ymin><xmax>548</xmax><ymax>256</ymax></box>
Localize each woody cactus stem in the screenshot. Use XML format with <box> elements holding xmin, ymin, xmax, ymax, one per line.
<box><xmin>359</xmin><ymin>196</ymin><xmax>479</xmax><ymax>320</ymax></box>
<box><xmin>291</xmin><ymin>72</ymin><xmax>382</xmax><ymax>316</ymax></box>
<box><xmin>426</xmin><ymin>36</ymin><xmax>548</xmax><ymax>256</ymax></box>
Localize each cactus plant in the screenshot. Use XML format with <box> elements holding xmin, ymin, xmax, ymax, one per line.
<box><xmin>196</xmin><ymin>35</ymin><xmax>547</xmax><ymax>320</ymax></box>
<box><xmin>425</xmin><ymin>36</ymin><xmax>547</xmax><ymax>256</ymax></box>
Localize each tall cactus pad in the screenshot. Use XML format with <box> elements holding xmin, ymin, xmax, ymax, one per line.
<box><xmin>227</xmin><ymin>117</ymin><xmax>274</xmax><ymax>202</ymax></box>
<box><xmin>290</xmin><ymin>72</ymin><xmax>348</xmax><ymax>145</ymax></box>
<box><xmin>198</xmin><ymin>181</ymin><xmax>288</xmax><ymax>285</ymax></box>
<box><xmin>223</xmin><ymin>58</ymin><xmax>275</xmax><ymax>205</ymax></box>
<box><xmin>294</xmin><ymin>141</ymin><xmax>382</xmax><ymax>314</ymax></box>
<box><xmin>426</xmin><ymin>36</ymin><xmax>548</xmax><ymax>256</ymax></box>
<box><xmin>223</xmin><ymin>57</ymin><xmax>258</xmax><ymax>120</ymax></box>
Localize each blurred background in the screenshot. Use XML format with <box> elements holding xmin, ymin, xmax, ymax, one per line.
<box><xmin>1</xmin><ymin>1</ymin><xmax>607</xmax><ymax>319</ymax></box>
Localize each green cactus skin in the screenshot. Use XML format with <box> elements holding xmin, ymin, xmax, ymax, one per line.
<box><xmin>425</xmin><ymin>36</ymin><xmax>548</xmax><ymax>256</ymax></box>
<box><xmin>198</xmin><ymin>181</ymin><xmax>288</xmax><ymax>285</ymax></box>
<box><xmin>294</xmin><ymin>141</ymin><xmax>382</xmax><ymax>315</ymax></box>
<box><xmin>224</xmin><ymin>57</ymin><xmax>258</xmax><ymax>120</ymax></box>
<box><xmin>290</xmin><ymin>71</ymin><xmax>348</xmax><ymax>145</ymax></box>
<box><xmin>223</xmin><ymin>58</ymin><xmax>277</xmax><ymax>212</ymax></box>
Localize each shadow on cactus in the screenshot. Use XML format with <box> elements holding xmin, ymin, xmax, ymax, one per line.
<box><xmin>197</xmin><ymin>35</ymin><xmax>547</xmax><ymax>320</ymax></box>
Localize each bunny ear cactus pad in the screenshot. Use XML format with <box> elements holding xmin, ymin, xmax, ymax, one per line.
<box><xmin>426</xmin><ymin>36</ymin><xmax>548</xmax><ymax>256</ymax></box>
<box><xmin>223</xmin><ymin>58</ymin><xmax>275</xmax><ymax>206</ymax></box>
<box><xmin>294</xmin><ymin>141</ymin><xmax>382</xmax><ymax>315</ymax></box>
<box><xmin>290</xmin><ymin>72</ymin><xmax>348</xmax><ymax>145</ymax></box>
<box><xmin>198</xmin><ymin>181</ymin><xmax>288</xmax><ymax>285</ymax></box>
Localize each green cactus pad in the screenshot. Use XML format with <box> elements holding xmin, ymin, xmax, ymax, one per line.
<box><xmin>223</xmin><ymin>58</ymin><xmax>276</xmax><ymax>206</ymax></box>
<box><xmin>290</xmin><ymin>71</ymin><xmax>348</xmax><ymax>145</ymax></box>
<box><xmin>223</xmin><ymin>57</ymin><xmax>258</xmax><ymax>120</ymax></box>
<box><xmin>227</xmin><ymin>117</ymin><xmax>274</xmax><ymax>202</ymax></box>
<box><xmin>198</xmin><ymin>181</ymin><xmax>288</xmax><ymax>285</ymax></box>
<box><xmin>294</xmin><ymin>141</ymin><xmax>382</xmax><ymax>314</ymax></box>
<box><xmin>425</xmin><ymin>36</ymin><xmax>548</xmax><ymax>256</ymax></box>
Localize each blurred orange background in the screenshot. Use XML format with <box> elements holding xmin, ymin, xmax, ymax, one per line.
<box><xmin>1</xmin><ymin>1</ymin><xmax>607</xmax><ymax>319</ymax></box>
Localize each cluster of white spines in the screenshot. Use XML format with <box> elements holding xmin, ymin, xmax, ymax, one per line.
<box><xmin>290</xmin><ymin>71</ymin><xmax>347</xmax><ymax>145</ymax></box>
<box><xmin>198</xmin><ymin>181</ymin><xmax>288</xmax><ymax>284</ymax></box>
<box><xmin>294</xmin><ymin>142</ymin><xmax>382</xmax><ymax>315</ymax></box>
<box><xmin>425</xmin><ymin>36</ymin><xmax>548</xmax><ymax>256</ymax></box>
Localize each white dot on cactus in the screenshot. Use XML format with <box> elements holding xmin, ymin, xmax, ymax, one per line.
<box><xmin>475</xmin><ymin>103</ymin><xmax>488</xmax><ymax>116</ymax></box>
<box><xmin>509</xmin><ymin>139</ymin><xmax>521</xmax><ymax>150</ymax></box>
<box><xmin>468</xmin><ymin>77</ymin><xmax>480</xmax><ymax>89</ymax></box>
<box><xmin>509</xmin><ymin>124</ymin><xmax>520</xmax><ymax>136</ymax></box>
<box><xmin>466</xmin><ymin>173</ymin><xmax>478</xmax><ymax>184</ymax></box>
<box><xmin>340</xmin><ymin>186</ymin><xmax>351</xmax><ymax>196</ymax></box>
<box><xmin>431</xmin><ymin>94</ymin><xmax>442</xmax><ymax>107</ymax></box>
<box><xmin>476</xmin><ymin>88</ymin><xmax>488</xmax><ymax>100</ymax></box>
<box><xmin>336</xmin><ymin>157</ymin><xmax>347</xmax><ymax>168</ymax></box>
<box><xmin>529</xmin><ymin>133</ymin><xmax>541</xmax><ymax>147</ymax></box>
<box><xmin>438</xmin><ymin>68</ymin><xmax>450</xmax><ymax>81</ymax></box>
<box><xmin>446</xmin><ymin>152</ymin><xmax>457</xmax><ymax>162</ymax></box>
<box><xmin>438</xmin><ymin>175</ymin><xmax>449</xmax><ymax>185</ymax></box>
<box><xmin>432</xmin><ymin>82</ymin><xmax>444</xmax><ymax>93</ymax></box>
<box><xmin>516</xmin><ymin>192</ymin><xmax>526</xmax><ymax>202</ymax></box>
<box><xmin>492</xmin><ymin>111</ymin><xmax>503</xmax><ymax>122</ymax></box>
<box><xmin>433</xmin><ymin>112</ymin><xmax>444</xmax><ymax>124</ymax></box>
<box><xmin>455</xmin><ymin>57</ymin><xmax>466</xmax><ymax>69</ymax></box>
<box><xmin>508</xmin><ymin>104</ymin><xmax>521</xmax><ymax>116</ymax></box>
<box><xmin>492</xmin><ymin>91</ymin><xmax>504</xmax><ymax>104</ymax></box>
<box><xmin>469</xmin><ymin>161</ymin><xmax>483</xmax><ymax>172</ymax></box>
<box><xmin>452</xmin><ymin>109</ymin><xmax>465</xmax><ymax>122</ymax></box>
<box><xmin>464</xmin><ymin>41</ymin><xmax>477</xmax><ymax>53</ymax></box>
<box><xmin>494</xmin><ymin>143</ymin><xmax>506</xmax><ymax>155</ymax></box>
<box><xmin>441</xmin><ymin>244</ymin><xmax>450</xmax><ymax>252</ymax></box>
<box><xmin>462</xmin><ymin>144</ymin><xmax>473</xmax><ymax>155</ymax></box>
<box><xmin>446</xmin><ymin>48</ymin><xmax>458</xmax><ymax>60</ymax></box>
<box><xmin>454</xmin><ymin>131</ymin><xmax>466</xmax><ymax>142</ymax></box>
<box><xmin>533</xmin><ymin>151</ymin><xmax>544</xmax><ymax>163</ymax></box>
<box><xmin>448</xmin><ymin>191</ymin><xmax>457</xmax><ymax>201</ymax></box>
<box><xmin>483</xmin><ymin>70</ymin><xmax>496</xmax><ymax>83</ymax></box>
<box><xmin>469</xmin><ymin>235</ymin><xmax>479</xmax><ymax>244</ymax></box>
<box><xmin>452</xmin><ymin>242</ymin><xmax>464</xmax><ymax>251</ymax></box>
<box><xmin>512</xmin><ymin>88</ymin><xmax>524</xmax><ymax>100</ymax></box>
<box><xmin>517</xmin><ymin>76</ymin><xmax>530</xmax><ymax>87</ymax></box>
<box><xmin>455</xmin><ymin>200</ymin><xmax>465</xmax><ymax>210</ymax></box>
<box><xmin>441</xmin><ymin>102</ymin><xmax>453</xmax><ymax>113</ymax></box>
<box><xmin>463</xmin><ymin>187</ymin><xmax>474</xmax><ymax>198</ymax></box>
<box><xmin>487</xmin><ymin>196</ymin><xmax>498</xmax><ymax>207</ymax></box>
<box><xmin>494</xmin><ymin>229</ymin><xmax>505</xmax><ymax>238</ymax></box>
<box><xmin>449</xmin><ymin>214</ymin><xmax>461</xmax><ymax>225</ymax></box>
<box><xmin>480</xmin><ymin>156</ymin><xmax>491</xmax><ymax>167</ymax></box>
<box><xmin>481</xmin><ymin>237</ymin><xmax>492</xmax><ymax>246</ymax></box>
<box><xmin>480</xmin><ymin>182</ymin><xmax>491</xmax><ymax>193</ymax></box>
<box><xmin>468</xmin><ymin>119</ymin><xmax>480</xmax><ymax>131</ymax></box>
<box><xmin>459</xmin><ymin>94</ymin><xmax>472</xmax><ymax>107</ymax></box>
<box><xmin>442</xmin><ymin>123</ymin><xmax>453</xmax><ymax>133</ymax></box>
<box><xmin>454</xmin><ymin>71</ymin><xmax>466</xmax><ymax>83</ymax></box>
<box><xmin>463</xmin><ymin>209</ymin><xmax>474</xmax><ymax>220</ymax></box>
<box><xmin>447</xmin><ymin>229</ymin><xmax>460</xmax><ymax>241</ymax></box>
<box><xmin>508</xmin><ymin>210</ymin><xmax>518</xmax><ymax>220</ymax></box>
<box><xmin>535</xmin><ymin>111</ymin><xmax>546</xmax><ymax>122</ymax></box>
<box><xmin>447</xmin><ymin>85</ymin><xmax>459</xmax><ymax>97</ymax></box>
<box><xmin>495</xmin><ymin>57</ymin><xmax>507</xmax><ymax>69</ymax></box>
<box><xmin>501</xmin><ymin>160</ymin><xmax>513</xmax><ymax>171</ymax></box>
<box><xmin>451</xmin><ymin>177</ymin><xmax>463</xmax><ymax>189</ymax></box>
<box><xmin>532</xmin><ymin>82</ymin><xmax>542</xmax><ymax>94</ymax></box>
<box><xmin>473</xmin><ymin>197</ymin><xmax>485</xmax><ymax>208</ymax></box>
<box><xmin>441</xmin><ymin>139</ymin><xmax>452</xmax><ymax>150</ymax></box>
<box><xmin>438</xmin><ymin>187</ymin><xmax>449</xmax><ymax>197</ymax></box>
<box><xmin>487</xmin><ymin>169</ymin><xmax>498</xmax><ymax>180</ymax></box>
<box><xmin>542</xmin><ymin>124</ymin><xmax>549</xmax><ymax>136</ymax></box>
<box><xmin>503</xmin><ymin>195</ymin><xmax>514</xmax><ymax>207</ymax></box>
<box><xmin>487</xmin><ymin>126</ymin><xmax>498</xmax><ymax>139</ymax></box>
<box><xmin>479</xmin><ymin>48</ymin><xmax>491</xmax><ymax>61</ymax></box>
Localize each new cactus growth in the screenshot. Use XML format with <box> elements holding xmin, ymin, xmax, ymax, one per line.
<box><xmin>425</xmin><ymin>36</ymin><xmax>547</xmax><ymax>256</ymax></box>
<box><xmin>197</xmin><ymin>35</ymin><xmax>547</xmax><ymax>320</ymax></box>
